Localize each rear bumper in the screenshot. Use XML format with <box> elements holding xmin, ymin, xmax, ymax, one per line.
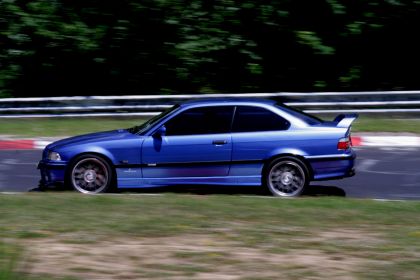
<box><xmin>38</xmin><ymin>160</ymin><xmax>67</xmax><ymax>188</ymax></box>
<box><xmin>305</xmin><ymin>152</ymin><xmax>356</xmax><ymax>181</ymax></box>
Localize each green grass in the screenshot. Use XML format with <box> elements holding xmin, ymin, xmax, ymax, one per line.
<box><xmin>1</xmin><ymin>116</ymin><xmax>420</xmax><ymax>138</ymax></box>
<box><xmin>1</xmin><ymin>193</ymin><xmax>420</xmax><ymax>279</ymax></box>
<box><xmin>352</xmin><ymin>117</ymin><xmax>420</xmax><ymax>134</ymax></box>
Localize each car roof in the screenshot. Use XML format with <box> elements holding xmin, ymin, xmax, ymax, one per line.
<box><xmin>180</xmin><ymin>98</ymin><xmax>277</xmax><ymax>107</ymax></box>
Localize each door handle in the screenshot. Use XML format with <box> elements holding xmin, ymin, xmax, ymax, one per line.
<box><xmin>212</xmin><ymin>140</ymin><xmax>227</xmax><ymax>145</ymax></box>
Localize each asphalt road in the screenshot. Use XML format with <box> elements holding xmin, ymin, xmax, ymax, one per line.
<box><xmin>0</xmin><ymin>148</ymin><xmax>419</xmax><ymax>199</ymax></box>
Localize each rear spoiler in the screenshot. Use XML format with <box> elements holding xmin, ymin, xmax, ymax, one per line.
<box><xmin>333</xmin><ymin>113</ymin><xmax>359</xmax><ymax>128</ymax></box>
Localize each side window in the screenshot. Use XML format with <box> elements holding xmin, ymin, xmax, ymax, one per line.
<box><xmin>232</xmin><ymin>106</ymin><xmax>290</xmax><ymax>132</ymax></box>
<box><xmin>164</xmin><ymin>106</ymin><xmax>234</xmax><ymax>136</ymax></box>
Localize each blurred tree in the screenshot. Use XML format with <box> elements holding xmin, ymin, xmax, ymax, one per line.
<box><xmin>0</xmin><ymin>0</ymin><xmax>107</xmax><ymax>97</ymax></box>
<box><xmin>0</xmin><ymin>0</ymin><xmax>420</xmax><ymax>97</ymax></box>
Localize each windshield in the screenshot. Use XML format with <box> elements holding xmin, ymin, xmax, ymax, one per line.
<box><xmin>276</xmin><ymin>102</ymin><xmax>323</xmax><ymax>125</ymax></box>
<box><xmin>127</xmin><ymin>104</ymin><xmax>180</xmax><ymax>135</ymax></box>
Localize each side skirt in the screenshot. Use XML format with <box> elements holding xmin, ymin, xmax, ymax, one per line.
<box><xmin>117</xmin><ymin>175</ymin><xmax>261</xmax><ymax>189</ymax></box>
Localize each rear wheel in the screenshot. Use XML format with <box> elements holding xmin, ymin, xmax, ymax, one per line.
<box><xmin>68</xmin><ymin>155</ymin><xmax>113</xmax><ymax>194</ymax></box>
<box><xmin>264</xmin><ymin>157</ymin><xmax>308</xmax><ymax>197</ymax></box>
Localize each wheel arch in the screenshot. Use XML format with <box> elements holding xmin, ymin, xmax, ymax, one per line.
<box><xmin>262</xmin><ymin>153</ymin><xmax>314</xmax><ymax>181</ymax></box>
<box><xmin>68</xmin><ymin>151</ymin><xmax>115</xmax><ymax>167</ymax></box>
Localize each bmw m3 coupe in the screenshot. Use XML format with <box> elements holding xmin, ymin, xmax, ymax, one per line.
<box><xmin>38</xmin><ymin>99</ymin><xmax>357</xmax><ymax>197</ymax></box>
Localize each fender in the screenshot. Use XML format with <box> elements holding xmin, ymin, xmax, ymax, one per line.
<box><xmin>61</xmin><ymin>145</ymin><xmax>118</xmax><ymax>165</ymax></box>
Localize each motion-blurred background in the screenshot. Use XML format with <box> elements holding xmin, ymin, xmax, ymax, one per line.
<box><xmin>2</xmin><ymin>2</ymin><xmax>420</xmax><ymax>280</ymax></box>
<box><xmin>1</xmin><ymin>0</ymin><xmax>420</xmax><ymax>98</ymax></box>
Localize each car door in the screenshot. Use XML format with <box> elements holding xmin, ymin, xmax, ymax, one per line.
<box><xmin>141</xmin><ymin>105</ymin><xmax>234</xmax><ymax>179</ymax></box>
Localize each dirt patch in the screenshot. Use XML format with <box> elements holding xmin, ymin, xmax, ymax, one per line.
<box><xmin>22</xmin><ymin>231</ymin><xmax>386</xmax><ymax>279</ymax></box>
<box><xmin>318</xmin><ymin>228</ymin><xmax>383</xmax><ymax>241</ymax></box>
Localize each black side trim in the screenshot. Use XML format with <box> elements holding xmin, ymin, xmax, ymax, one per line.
<box><xmin>115</xmin><ymin>164</ymin><xmax>143</xmax><ymax>168</ymax></box>
<box><xmin>306</xmin><ymin>156</ymin><xmax>355</xmax><ymax>162</ymax></box>
<box><xmin>115</xmin><ymin>159</ymin><xmax>262</xmax><ymax>169</ymax></box>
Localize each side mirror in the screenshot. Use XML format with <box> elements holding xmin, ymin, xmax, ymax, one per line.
<box><xmin>153</xmin><ymin>125</ymin><xmax>166</xmax><ymax>138</ymax></box>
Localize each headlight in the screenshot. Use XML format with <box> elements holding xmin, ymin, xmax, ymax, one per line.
<box><xmin>48</xmin><ymin>151</ymin><xmax>61</xmax><ymax>161</ymax></box>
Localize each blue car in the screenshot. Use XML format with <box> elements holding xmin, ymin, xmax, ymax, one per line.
<box><xmin>38</xmin><ymin>99</ymin><xmax>357</xmax><ymax>197</ymax></box>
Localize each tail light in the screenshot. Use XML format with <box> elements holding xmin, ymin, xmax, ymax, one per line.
<box><xmin>337</xmin><ymin>137</ymin><xmax>351</xmax><ymax>150</ymax></box>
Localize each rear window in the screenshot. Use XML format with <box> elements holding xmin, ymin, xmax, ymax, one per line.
<box><xmin>232</xmin><ymin>106</ymin><xmax>290</xmax><ymax>132</ymax></box>
<box><xmin>276</xmin><ymin>103</ymin><xmax>323</xmax><ymax>125</ymax></box>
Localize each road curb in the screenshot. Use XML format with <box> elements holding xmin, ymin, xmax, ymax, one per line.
<box><xmin>1</xmin><ymin>135</ymin><xmax>420</xmax><ymax>150</ymax></box>
<box><xmin>351</xmin><ymin>135</ymin><xmax>420</xmax><ymax>147</ymax></box>
<box><xmin>0</xmin><ymin>139</ymin><xmax>53</xmax><ymax>150</ymax></box>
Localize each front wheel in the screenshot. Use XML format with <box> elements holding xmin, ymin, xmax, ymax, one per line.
<box><xmin>264</xmin><ymin>157</ymin><xmax>308</xmax><ymax>197</ymax></box>
<box><xmin>68</xmin><ymin>155</ymin><xmax>113</xmax><ymax>194</ymax></box>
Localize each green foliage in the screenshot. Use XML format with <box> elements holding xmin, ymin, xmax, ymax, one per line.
<box><xmin>295</xmin><ymin>31</ymin><xmax>335</xmax><ymax>55</ymax></box>
<box><xmin>1</xmin><ymin>0</ymin><xmax>420</xmax><ymax>97</ymax></box>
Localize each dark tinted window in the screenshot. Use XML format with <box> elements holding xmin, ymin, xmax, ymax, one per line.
<box><xmin>232</xmin><ymin>106</ymin><xmax>290</xmax><ymax>132</ymax></box>
<box><xmin>164</xmin><ymin>106</ymin><xmax>234</xmax><ymax>136</ymax></box>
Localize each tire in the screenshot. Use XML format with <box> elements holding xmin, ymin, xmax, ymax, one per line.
<box><xmin>68</xmin><ymin>154</ymin><xmax>113</xmax><ymax>194</ymax></box>
<box><xmin>263</xmin><ymin>157</ymin><xmax>309</xmax><ymax>197</ymax></box>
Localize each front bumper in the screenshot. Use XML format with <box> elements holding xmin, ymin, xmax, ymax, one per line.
<box><xmin>38</xmin><ymin>160</ymin><xmax>67</xmax><ymax>188</ymax></box>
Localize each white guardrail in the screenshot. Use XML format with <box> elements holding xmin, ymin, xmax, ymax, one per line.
<box><xmin>1</xmin><ymin>91</ymin><xmax>420</xmax><ymax>118</ymax></box>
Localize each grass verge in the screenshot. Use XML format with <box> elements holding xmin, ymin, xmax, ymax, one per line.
<box><xmin>1</xmin><ymin>193</ymin><xmax>420</xmax><ymax>279</ymax></box>
<box><xmin>352</xmin><ymin>117</ymin><xmax>420</xmax><ymax>134</ymax></box>
<box><xmin>1</xmin><ymin>117</ymin><xmax>420</xmax><ymax>138</ymax></box>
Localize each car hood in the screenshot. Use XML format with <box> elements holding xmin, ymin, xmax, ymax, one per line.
<box><xmin>46</xmin><ymin>129</ymin><xmax>140</xmax><ymax>150</ymax></box>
